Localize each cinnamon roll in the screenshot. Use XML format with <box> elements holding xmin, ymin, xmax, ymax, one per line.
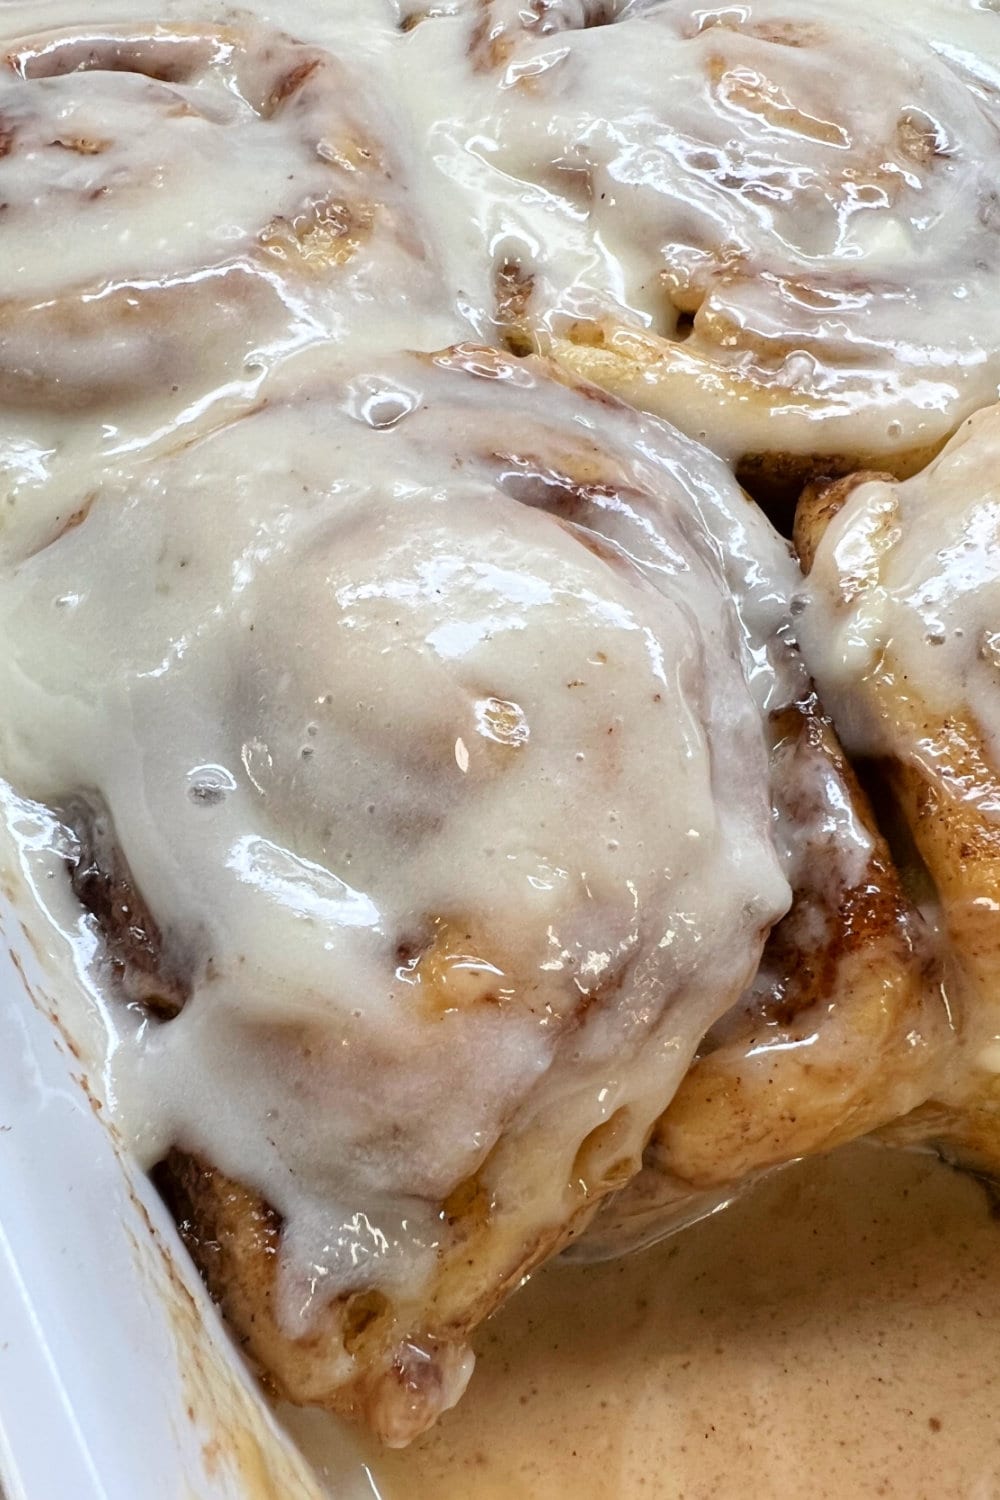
<box><xmin>580</xmin><ymin>468</ymin><xmax>953</xmax><ymax>1257</ymax></box>
<box><xmin>0</xmin><ymin>345</ymin><xmax>789</xmax><ymax>1442</ymax></box>
<box><xmin>797</xmin><ymin>406</ymin><xmax>1000</xmax><ymax>1177</ymax></box>
<box><xmin>0</xmin><ymin>16</ymin><xmax>447</xmax><ymax>411</ymax></box>
<box><xmin>402</xmin><ymin>0</ymin><xmax>1000</xmax><ymax>505</ymax></box>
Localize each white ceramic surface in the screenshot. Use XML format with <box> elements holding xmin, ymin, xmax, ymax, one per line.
<box><xmin>0</xmin><ymin>827</ymin><xmax>331</xmax><ymax>1500</ymax></box>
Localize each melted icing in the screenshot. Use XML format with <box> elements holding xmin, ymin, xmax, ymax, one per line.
<box><xmin>344</xmin><ymin>1146</ymin><xmax>1000</xmax><ymax>1500</ymax></box>
<box><xmin>0</xmin><ymin>0</ymin><xmax>994</xmax><ymax>1467</ymax></box>
<box><xmin>799</xmin><ymin>402</ymin><xmax>1000</xmax><ymax>1082</ymax></box>
<box><xmin>800</xmin><ymin>405</ymin><xmax>1000</xmax><ymax>761</ymax></box>
<box><xmin>0</xmin><ymin>344</ymin><xmax>788</xmax><ymax>1365</ymax></box>
<box><xmin>392</xmin><ymin>0</ymin><xmax>1000</xmax><ymax>466</ymax></box>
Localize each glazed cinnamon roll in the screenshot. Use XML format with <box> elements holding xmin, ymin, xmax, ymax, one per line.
<box><xmin>0</xmin><ymin>16</ymin><xmax>447</xmax><ymax>411</ymax></box>
<box><xmin>403</xmin><ymin>0</ymin><xmax>1000</xmax><ymax>505</ymax></box>
<box><xmin>0</xmin><ymin>345</ymin><xmax>789</xmax><ymax>1442</ymax></box>
<box><xmin>580</xmin><ymin>471</ymin><xmax>953</xmax><ymax>1257</ymax></box>
<box><xmin>797</xmin><ymin>407</ymin><xmax>1000</xmax><ymax>1177</ymax></box>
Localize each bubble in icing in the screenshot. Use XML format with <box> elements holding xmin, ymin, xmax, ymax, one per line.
<box><xmin>186</xmin><ymin>765</ymin><xmax>239</xmax><ymax>807</ymax></box>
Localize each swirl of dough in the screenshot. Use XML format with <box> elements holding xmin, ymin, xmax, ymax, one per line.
<box><xmin>0</xmin><ymin>344</ymin><xmax>789</xmax><ymax>1441</ymax></box>
<box><xmin>400</xmin><ymin>0</ymin><xmax>1000</xmax><ymax>503</ymax></box>
<box><xmin>0</xmin><ymin>17</ymin><xmax>448</xmax><ymax>409</ymax></box>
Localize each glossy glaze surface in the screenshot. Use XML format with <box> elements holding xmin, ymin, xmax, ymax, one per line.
<box><xmin>801</xmin><ymin>404</ymin><xmax>1000</xmax><ymax>760</ymax></box>
<box><xmin>394</xmin><ymin>0</ymin><xmax>1000</xmax><ymax>468</ymax></box>
<box><xmin>285</xmin><ymin>1145</ymin><xmax>1000</xmax><ymax>1500</ymax></box>
<box><xmin>0</xmin><ymin>340</ymin><xmax>789</xmax><ymax>1429</ymax></box>
<box><xmin>798</xmin><ymin>405</ymin><xmax>1000</xmax><ymax>1157</ymax></box>
<box><xmin>0</xmin><ymin>0</ymin><xmax>997</xmax><ymax>1474</ymax></box>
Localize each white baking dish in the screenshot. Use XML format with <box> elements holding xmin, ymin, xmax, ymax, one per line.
<box><xmin>0</xmin><ymin>801</ymin><xmax>360</xmax><ymax>1500</ymax></box>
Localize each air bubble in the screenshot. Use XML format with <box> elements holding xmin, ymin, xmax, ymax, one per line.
<box><xmin>345</xmin><ymin>376</ymin><xmax>419</xmax><ymax>431</ymax></box>
<box><xmin>187</xmin><ymin>763</ymin><xmax>238</xmax><ymax>806</ymax></box>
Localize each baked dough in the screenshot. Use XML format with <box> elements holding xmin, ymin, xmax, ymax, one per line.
<box><xmin>0</xmin><ymin>345</ymin><xmax>788</xmax><ymax>1441</ymax></box>
<box><xmin>398</xmin><ymin>0</ymin><xmax>1000</xmax><ymax>504</ymax></box>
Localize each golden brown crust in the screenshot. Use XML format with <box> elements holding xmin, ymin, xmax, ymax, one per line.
<box><xmin>153</xmin><ymin>1132</ymin><xmax>625</xmax><ymax>1445</ymax></box>
<box><xmin>509</xmin><ymin>318</ymin><xmax>953</xmax><ymax>531</ymax></box>
<box><xmin>754</xmin><ymin>461</ymin><xmax>909</xmax><ymax>537</ymax></box>
<box><xmin>870</xmin><ymin>709</ymin><xmax>1000</xmax><ymax>1168</ymax></box>
<box><xmin>154</xmin><ymin>1149</ymin><xmax>451</xmax><ymax>1434</ymax></box>
<box><xmin>793</xmin><ymin>470</ymin><xmax>896</xmax><ymax>571</ymax></box>
<box><xmin>649</xmin><ymin>698</ymin><xmax>951</xmax><ymax>1189</ymax></box>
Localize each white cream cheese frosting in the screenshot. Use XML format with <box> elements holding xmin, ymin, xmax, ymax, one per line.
<box><xmin>3</xmin><ymin>0</ymin><xmax>987</xmax><ymax>1447</ymax></box>
<box><xmin>798</xmin><ymin>405</ymin><xmax>1000</xmax><ymax>763</ymax></box>
<box><xmin>0</xmin><ymin>11</ymin><xmax>458</xmax><ymax>408</ymax></box>
<box><xmin>0</xmin><ymin>345</ymin><xmax>788</xmax><ymax>1371</ymax></box>
<box><xmin>390</xmin><ymin>0</ymin><xmax>1000</xmax><ymax>470</ymax></box>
